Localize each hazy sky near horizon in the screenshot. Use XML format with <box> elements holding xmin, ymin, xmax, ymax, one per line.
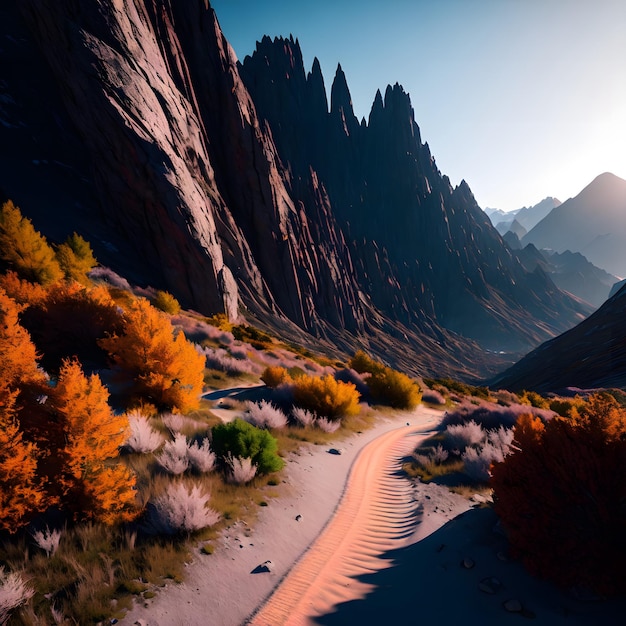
<box><xmin>211</xmin><ymin>0</ymin><xmax>626</xmax><ymax>212</ymax></box>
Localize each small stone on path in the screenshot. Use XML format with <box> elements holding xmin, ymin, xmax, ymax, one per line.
<box><xmin>503</xmin><ymin>599</ymin><xmax>523</xmax><ymax>613</ymax></box>
<box><xmin>479</xmin><ymin>576</ymin><xmax>502</xmax><ymax>594</ymax></box>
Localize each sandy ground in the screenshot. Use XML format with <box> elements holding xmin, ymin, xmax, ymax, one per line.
<box><xmin>120</xmin><ymin>406</ymin><xmax>437</xmax><ymax>626</ymax></box>
<box><xmin>121</xmin><ymin>402</ymin><xmax>626</xmax><ymax>626</ymax></box>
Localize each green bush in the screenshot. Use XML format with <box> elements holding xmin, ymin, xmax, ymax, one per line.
<box><xmin>211</xmin><ymin>419</ymin><xmax>284</xmax><ymax>475</ymax></box>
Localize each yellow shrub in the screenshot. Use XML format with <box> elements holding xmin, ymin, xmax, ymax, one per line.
<box><xmin>519</xmin><ymin>390</ymin><xmax>550</xmax><ymax>409</ymax></box>
<box><xmin>349</xmin><ymin>350</ymin><xmax>384</xmax><ymax>375</ymax></box>
<box><xmin>349</xmin><ymin>350</ymin><xmax>421</xmax><ymax>410</ymax></box>
<box><xmin>367</xmin><ymin>367</ymin><xmax>422</xmax><ymax>410</ymax></box>
<box><xmin>152</xmin><ymin>290</ymin><xmax>181</xmax><ymax>315</ymax></box>
<box><xmin>293</xmin><ymin>374</ymin><xmax>360</xmax><ymax>421</ymax></box>
<box><xmin>261</xmin><ymin>366</ymin><xmax>291</xmax><ymax>388</ymax></box>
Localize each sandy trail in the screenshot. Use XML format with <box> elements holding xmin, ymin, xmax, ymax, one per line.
<box><xmin>121</xmin><ymin>407</ymin><xmax>440</xmax><ymax>626</ymax></box>
<box><xmin>248</xmin><ymin>411</ymin><xmax>439</xmax><ymax>625</ymax></box>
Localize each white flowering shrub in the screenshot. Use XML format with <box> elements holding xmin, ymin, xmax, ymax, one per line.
<box><xmin>245</xmin><ymin>401</ymin><xmax>288</xmax><ymax>429</ymax></box>
<box><xmin>151</xmin><ymin>483</ymin><xmax>220</xmax><ymax>534</ymax></box>
<box><xmin>32</xmin><ymin>527</ymin><xmax>62</xmax><ymax>557</ymax></box>
<box><xmin>161</xmin><ymin>412</ymin><xmax>185</xmax><ymax>434</ymax></box>
<box><xmin>187</xmin><ymin>438</ymin><xmax>216</xmax><ymax>473</ymax></box>
<box><xmin>316</xmin><ymin>416</ymin><xmax>340</xmax><ymax>433</ymax></box>
<box><xmin>487</xmin><ymin>425</ymin><xmax>514</xmax><ymax>455</ymax></box>
<box><xmin>157</xmin><ymin>433</ymin><xmax>190</xmax><ymax>475</ymax></box>
<box><xmin>444</xmin><ymin>420</ymin><xmax>485</xmax><ymax>452</ymax></box>
<box><xmin>292</xmin><ymin>406</ymin><xmax>316</xmax><ymax>427</ymax></box>
<box><xmin>462</xmin><ymin>443</ymin><xmax>505</xmax><ymax>482</ymax></box>
<box><xmin>225</xmin><ymin>455</ymin><xmax>257</xmax><ymax>484</ymax></box>
<box><xmin>0</xmin><ymin>567</ymin><xmax>34</xmax><ymax>623</ymax></box>
<box><xmin>126</xmin><ymin>411</ymin><xmax>163</xmax><ymax>453</ymax></box>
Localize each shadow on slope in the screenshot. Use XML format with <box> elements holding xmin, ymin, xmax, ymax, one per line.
<box><xmin>314</xmin><ymin>508</ymin><xmax>625</xmax><ymax>626</ymax></box>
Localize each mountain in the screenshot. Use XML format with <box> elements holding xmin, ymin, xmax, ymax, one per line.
<box><xmin>522</xmin><ymin>173</ymin><xmax>626</xmax><ymax>277</ymax></box>
<box><xmin>484</xmin><ymin>197</ymin><xmax>560</xmax><ymax>232</ymax></box>
<box><xmin>490</xmin><ymin>283</ymin><xmax>626</xmax><ymax>392</ymax></box>
<box><xmin>484</xmin><ymin>207</ymin><xmax>514</xmax><ymax>224</ymax></box>
<box><xmin>0</xmin><ymin>1</ymin><xmax>589</xmax><ymax>379</ymax></box>
<box><xmin>496</xmin><ymin>218</ymin><xmax>527</xmax><ymax>239</ymax></box>
<box><xmin>515</xmin><ymin>246</ymin><xmax>618</xmax><ymax>308</ymax></box>
<box><xmin>514</xmin><ymin>197</ymin><xmax>560</xmax><ymax>231</ymax></box>
<box><xmin>239</xmin><ymin>36</ymin><xmax>588</xmax><ymax>349</ymax></box>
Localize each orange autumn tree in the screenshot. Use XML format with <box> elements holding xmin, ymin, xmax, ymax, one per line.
<box><xmin>99</xmin><ymin>298</ymin><xmax>205</xmax><ymax>412</ymax></box>
<box><xmin>0</xmin><ymin>288</ymin><xmax>43</xmax><ymax>388</ymax></box>
<box><xmin>0</xmin><ymin>200</ymin><xmax>63</xmax><ymax>285</ymax></box>
<box><xmin>0</xmin><ymin>383</ymin><xmax>47</xmax><ymax>532</ymax></box>
<box><xmin>491</xmin><ymin>395</ymin><xmax>626</xmax><ymax>596</ymax></box>
<box><xmin>52</xmin><ymin>359</ymin><xmax>137</xmax><ymax>524</ymax></box>
<box><xmin>0</xmin><ymin>270</ymin><xmax>47</xmax><ymax>307</ymax></box>
<box><xmin>22</xmin><ymin>281</ymin><xmax>123</xmax><ymax>372</ymax></box>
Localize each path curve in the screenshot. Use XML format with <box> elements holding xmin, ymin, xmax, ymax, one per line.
<box><xmin>248</xmin><ymin>418</ymin><xmax>436</xmax><ymax>625</ymax></box>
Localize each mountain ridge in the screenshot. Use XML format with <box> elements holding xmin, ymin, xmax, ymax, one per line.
<box><xmin>522</xmin><ymin>172</ymin><xmax>626</xmax><ymax>277</ymax></box>
<box><xmin>0</xmin><ymin>0</ymin><xmax>591</xmax><ymax>379</ymax></box>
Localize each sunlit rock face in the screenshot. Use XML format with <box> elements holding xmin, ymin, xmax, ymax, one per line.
<box><xmin>0</xmin><ymin>1</ymin><xmax>590</xmax><ymax>378</ymax></box>
<box><xmin>241</xmin><ymin>35</ymin><xmax>589</xmax><ymax>351</ymax></box>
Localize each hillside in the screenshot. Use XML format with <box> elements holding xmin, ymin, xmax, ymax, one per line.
<box><xmin>490</xmin><ymin>282</ymin><xmax>626</xmax><ymax>392</ymax></box>
<box><xmin>0</xmin><ymin>1</ymin><xmax>589</xmax><ymax>379</ymax></box>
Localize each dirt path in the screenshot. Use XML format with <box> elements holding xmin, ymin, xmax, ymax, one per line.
<box><xmin>248</xmin><ymin>411</ymin><xmax>439</xmax><ymax>625</ymax></box>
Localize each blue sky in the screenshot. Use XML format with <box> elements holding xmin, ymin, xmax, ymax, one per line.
<box><xmin>211</xmin><ymin>0</ymin><xmax>626</xmax><ymax>212</ymax></box>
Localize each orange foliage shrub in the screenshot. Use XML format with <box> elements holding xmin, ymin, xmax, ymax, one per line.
<box><xmin>491</xmin><ymin>395</ymin><xmax>626</xmax><ymax>595</ymax></box>
<box><xmin>0</xmin><ymin>384</ymin><xmax>47</xmax><ymax>532</ymax></box>
<box><xmin>261</xmin><ymin>366</ymin><xmax>291</xmax><ymax>388</ymax></box>
<box><xmin>99</xmin><ymin>298</ymin><xmax>205</xmax><ymax>412</ymax></box>
<box><xmin>21</xmin><ymin>281</ymin><xmax>123</xmax><ymax>372</ymax></box>
<box><xmin>0</xmin><ymin>288</ymin><xmax>43</xmax><ymax>388</ymax></box>
<box><xmin>0</xmin><ymin>271</ymin><xmax>47</xmax><ymax>306</ymax></box>
<box><xmin>52</xmin><ymin>359</ymin><xmax>137</xmax><ymax>524</ymax></box>
<box><xmin>292</xmin><ymin>374</ymin><xmax>360</xmax><ymax>421</ymax></box>
<box><xmin>0</xmin><ymin>200</ymin><xmax>62</xmax><ymax>284</ymax></box>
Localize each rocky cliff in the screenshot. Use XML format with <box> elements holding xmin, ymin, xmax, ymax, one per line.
<box><xmin>240</xmin><ymin>36</ymin><xmax>589</xmax><ymax>351</ymax></box>
<box><xmin>0</xmin><ymin>1</ymin><xmax>590</xmax><ymax>379</ymax></box>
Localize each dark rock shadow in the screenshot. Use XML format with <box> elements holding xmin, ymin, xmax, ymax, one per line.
<box><xmin>313</xmin><ymin>508</ymin><xmax>626</xmax><ymax>626</ymax></box>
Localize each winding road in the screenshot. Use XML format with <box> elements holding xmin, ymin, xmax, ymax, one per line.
<box><xmin>249</xmin><ymin>409</ymin><xmax>440</xmax><ymax>625</ymax></box>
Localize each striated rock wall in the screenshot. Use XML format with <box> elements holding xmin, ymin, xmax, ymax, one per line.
<box><xmin>241</xmin><ymin>35</ymin><xmax>590</xmax><ymax>352</ymax></box>
<box><xmin>0</xmin><ymin>1</ymin><xmax>591</xmax><ymax>379</ymax></box>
